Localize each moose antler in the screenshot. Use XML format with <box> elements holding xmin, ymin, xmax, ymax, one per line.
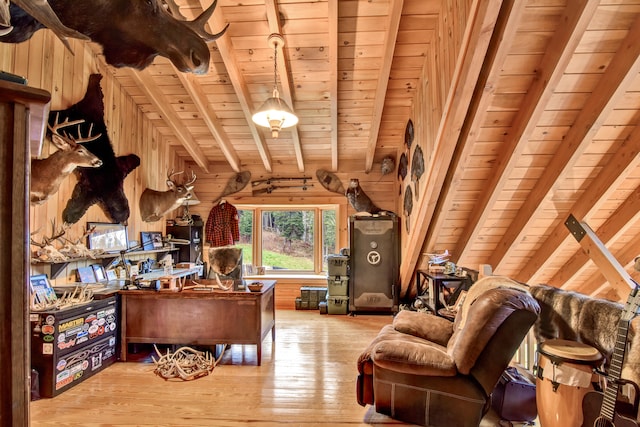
<box><xmin>162</xmin><ymin>0</ymin><xmax>229</xmax><ymax>42</ymax></box>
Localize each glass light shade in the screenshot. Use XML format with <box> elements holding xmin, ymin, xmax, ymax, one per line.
<box><xmin>252</xmin><ymin>94</ymin><xmax>298</xmax><ymax>138</ymax></box>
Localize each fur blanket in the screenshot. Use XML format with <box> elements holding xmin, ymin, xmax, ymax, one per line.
<box><xmin>530</xmin><ymin>284</ymin><xmax>640</xmax><ymax>388</ymax></box>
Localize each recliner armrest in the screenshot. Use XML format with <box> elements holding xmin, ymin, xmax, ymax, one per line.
<box><xmin>393</xmin><ymin>310</ymin><xmax>454</xmax><ymax>346</ymax></box>
<box><xmin>371</xmin><ymin>340</ymin><xmax>457</xmax><ymax>376</ymax></box>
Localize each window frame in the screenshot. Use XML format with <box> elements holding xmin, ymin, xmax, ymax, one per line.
<box><xmin>237</xmin><ymin>204</ymin><xmax>339</xmax><ymax>275</ymax></box>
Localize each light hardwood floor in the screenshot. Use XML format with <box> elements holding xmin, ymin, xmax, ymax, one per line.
<box><xmin>29</xmin><ymin>310</ymin><xmax>516</xmax><ymax>426</ymax></box>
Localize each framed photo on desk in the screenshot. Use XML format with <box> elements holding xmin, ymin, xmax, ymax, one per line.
<box><xmin>141</xmin><ymin>231</ymin><xmax>163</xmax><ymax>250</ymax></box>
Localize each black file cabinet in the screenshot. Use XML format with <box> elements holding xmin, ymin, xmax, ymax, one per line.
<box><xmin>166</xmin><ymin>223</ymin><xmax>204</xmax><ymax>264</ymax></box>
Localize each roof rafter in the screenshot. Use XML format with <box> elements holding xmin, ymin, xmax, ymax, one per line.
<box><xmin>125</xmin><ymin>68</ymin><xmax>210</xmax><ymax>173</ymax></box>
<box><xmin>265</xmin><ymin>0</ymin><xmax>304</xmax><ymax>173</ymax></box>
<box><xmin>422</xmin><ymin>0</ymin><xmax>528</xmax><ymax>259</ymax></box>
<box><xmin>517</xmin><ymin>126</ymin><xmax>640</xmax><ymax>285</ymax></box>
<box><xmin>197</xmin><ymin>0</ymin><xmax>274</xmax><ymax>173</ymax></box>
<box><xmin>398</xmin><ymin>0</ymin><xmax>506</xmax><ymax>290</ymax></box>
<box><xmin>488</xmin><ymin>13</ymin><xmax>640</xmax><ymax>272</ymax></box>
<box><xmin>175</xmin><ymin>71</ymin><xmax>242</xmax><ymax>173</ymax></box>
<box><xmin>328</xmin><ymin>0</ymin><xmax>339</xmax><ymax>171</ymax></box>
<box><xmin>364</xmin><ymin>0</ymin><xmax>403</xmax><ymax>173</ymax></box>
<box><xmin>450</xmin><ymin>0</ymin><xmax>598</xmax><ymax>266</ymax></box>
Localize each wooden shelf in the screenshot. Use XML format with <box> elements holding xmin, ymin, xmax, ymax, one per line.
<box><xmin>32</xmin><ymin>248</ymin><xmax>178</xmax><ymax>279</ymax></box>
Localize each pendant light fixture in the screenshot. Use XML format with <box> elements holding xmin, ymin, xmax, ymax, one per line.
<box><xmin>252</xmin><ymin>33</ymin><xmax>298</xmax><ymax>138</ymax></box>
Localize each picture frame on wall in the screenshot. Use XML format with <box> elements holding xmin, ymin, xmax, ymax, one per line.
<box><xmin>87</xmin><ymin>222</ymin><xmax>129</xmax><ymax>253</ymax></box>
<box><xmin>140</xmin><ymin>231</ymin><xmax>163</xmax><ymax>250</ymax></box>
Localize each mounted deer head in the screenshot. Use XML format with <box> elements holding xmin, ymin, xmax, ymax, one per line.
<box><xmin>30</xmin><ymin>113</ymin><xmax>103</xmax><ymax>205</ymax></box>
<box><xmin>139</xmin><ymin>169</ymin><xmax>197</xmax><ymax>222</ymax></box>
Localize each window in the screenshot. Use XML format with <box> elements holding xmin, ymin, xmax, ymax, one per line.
<box><xmin>237</xmin><ymin>205</ymin><xmax>338</xmax><ymax>274</ymax></box>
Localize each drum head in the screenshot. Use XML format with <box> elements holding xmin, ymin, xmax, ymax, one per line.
<box><xmin>539</xmin><ymin>339</ymin><xmax>602</xmax><ymax>364</ymax></box>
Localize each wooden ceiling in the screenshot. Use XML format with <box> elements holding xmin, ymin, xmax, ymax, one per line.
<box><xmin>95</xmin><ymin>0</ymin><xmax>640</xmax><ymax>301</ymax></box>
<box><xmin>107</xmin><ymin>0</ymin><xmax>432</xmax><ymax>175</ymax></box>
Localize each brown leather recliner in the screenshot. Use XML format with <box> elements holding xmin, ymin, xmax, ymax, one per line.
<box><xmin>357</xmin><ymin>278</ymin><xmax>540</xmax><ymax>427</ymax></box>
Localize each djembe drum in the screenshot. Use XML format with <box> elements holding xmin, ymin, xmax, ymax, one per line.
<box><xmin>535</xmin><ymin>339</ymin><xmax>603</xmax><ymax>427</ymax></box>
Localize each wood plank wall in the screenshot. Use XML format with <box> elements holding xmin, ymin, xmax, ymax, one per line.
<box><xmin>396</xmin><ymin>0</ymin><xmax>473</xmax><ymax>295</ymax></box>
<box><xmin>0</xmin><ymin>34</ymin><xmax>177</xmax><ymax>285</ymax></box>
<box><xmin>0</xmin><ymin>0</ymin><xmax>470</xmax><ymax>300</ymax></box>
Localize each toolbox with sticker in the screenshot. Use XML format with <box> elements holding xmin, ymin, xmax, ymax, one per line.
<box><xmin>35</xmin><ymin>334</ymin><xmax>118</xmax><ymax>397</ymax></box>
<box><xmin>30</xmin><ymin>295</ymin><xmax>119</xmax><ymax>397</ymax></box>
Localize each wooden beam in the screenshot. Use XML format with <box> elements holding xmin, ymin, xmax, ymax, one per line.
<box><xmin>556</xmin><ymin>187</ymin><xmax>640</xmax><ymax>290</ymax></box>
<box><xmin>126</xmin><ymin>68</ymin><xmax>210</xmax><ymax>174</ymax></box>
<box><xmin>517</xmin><ymin>122</ymin><xmax>640</xmax><ymax>285</ymax></box>
<box><xmin>450</xmin><ymin>0</ymin><xmax>597</xmax><ymax>266</ymax></box>
<box><xmin>565</xmin><ymin>214</ymin><xmax>636</xmax><ymax>299</ymax></box>
<box><xmin>329</xmin><ymin>0</ymin><xmax>339</xmax><ymax>171</ymax></box>
<box><xmin>265</xmin><ymin>0</ymin><xmax>305</xmax><ymax>173</ymax></box>
<box><xmin>488</xmin><ymin>12</ymin><xmax>640</xmax><ymax>272</ymax></box>
<box><xmin>197</xmin><ymin>0</ymin><xmax>274</xmax><ymax>173</ymax></box>
<box><xmin>423</xmin><ymin>0</ymin><xmax>526</xmax><ymax>261</ymax></box>
<box><xmin>398</xmin><ymin>0</ymin><xmax>505</xmax><ymax>292</ymax></box>
<box><xmin>175</xmin><ymin>71</ymin><xmax>242</xmax><ymax>173</ymax></box>
<box><xmin>364</xmin><ymin>0</ymin><xmax>403</xmax><ymax>173</ymax></box>
<box><xmin>577</xmin><ymin>236</ymin><xmax>640</xmax><ymax>299</ymax></box>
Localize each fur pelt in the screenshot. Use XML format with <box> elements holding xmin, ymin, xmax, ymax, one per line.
<box><xmin>208</xmin><ymin>246</ymin><xmax>242</xmax><ymax>279</ymax></box>
<box><xmin>530</xmin><ymin>284</ymin><xmax>640</xmax><ymax>388</ymax></box>
<box><xmin>50</xmin><ymin>74</ymin><xmax>140</xmax><ymax>224</ymax></box>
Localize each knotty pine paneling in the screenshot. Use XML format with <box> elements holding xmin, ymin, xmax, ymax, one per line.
<box><xmin>1</xmin><ymin>32</ymin><xmax>180</xmax><ymax>285</ymax></box>
<box><xmin>399</xmin><ymin>0</ymin><xmax>474</xmax><ymax>295</ymax></box>
<box><xmin>3</xmin><ymin>30</ymin><xmax>402</xmax><ymax>291</ymax></box>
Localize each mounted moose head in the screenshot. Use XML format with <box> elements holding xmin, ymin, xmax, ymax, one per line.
<box><xmin>140</xmin><ymin>170</ymin><xmax>196</xmax><ymax>222</ymax></box>
<box><xmin>30</xmin><ymin>114</ymin><xmax>102</xmax><ymax>205</ymax></box>
<box><xmin>1</xmin><ymin>0</ymin><xmax>228</xmax><ymax>74</ymax></box>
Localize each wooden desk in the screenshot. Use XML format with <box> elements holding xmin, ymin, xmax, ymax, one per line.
<box><xmin>119</xmin><ymin>280</ymin><xmax>275</xmax><ymax>365</ymax></box>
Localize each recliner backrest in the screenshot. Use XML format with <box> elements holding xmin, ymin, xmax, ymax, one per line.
<box><xmin>447</xmin><ymin>287</ymin><xmax>539</xmax><ymax>380</ymax></box>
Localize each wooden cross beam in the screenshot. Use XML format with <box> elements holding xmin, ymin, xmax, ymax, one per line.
<box><xmin>565</xmin><ymin>214</ymin><xmax>637</xmax><ymax>298</ymax></box>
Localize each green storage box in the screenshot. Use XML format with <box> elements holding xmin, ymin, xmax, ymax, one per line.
<box><xmin>327</xmin><ymin>254</ymin><xmax>349</xmax><ymax>276</ymax></box>
<box><xmin>327</xmin><ymin>276</ymin><xmax>348</xmax><ymax>296</ymax></box>
<box><xmin>300</xmin><ymin>286</ymin><xmax>327</xmax><ymax>309</ymax></box>
<box><xmin>327</xmin><ymin>295</ymin><xmax>349</xmax><ymax>315</ymax></box>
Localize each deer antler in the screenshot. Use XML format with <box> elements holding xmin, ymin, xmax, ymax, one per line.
<box><xmin>61</xmin><ymin>225</ymin><xmax>96</xmax><ymax>245</ymax></box>
<box><xmin>184</xmin><ymin>171</ymin><xmax>197</xmax><ymax>186</ymax></box>
<box><xmin>72</xmin><ymin>122</ymin><xmax>102</xmax><ymax>144</ymax></box>
<box><xmin>30</xmin><ymin>220</ymin><xmax>69</xmax><ymax>248</ymax></box>
<box><xmin>167</xmin><ymin>169</ymin><xmax>184</xmax><ymax>183</ymax></box>
<box><xmin>48</xmin><ymin>113</ymin><xmax>85</xmax><ymax>138</ymax></box>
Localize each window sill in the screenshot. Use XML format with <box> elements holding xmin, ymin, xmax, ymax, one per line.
<box><xmin>244</xmin><ymin>274</ymin><xmax>327</xmax><ymax>283</ymax></box>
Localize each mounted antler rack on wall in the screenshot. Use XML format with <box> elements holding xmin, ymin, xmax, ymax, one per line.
<box><xmin>251</xmin><ymin>177</ymin><xmax>313</xmax><ymax>196</ymax></box>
